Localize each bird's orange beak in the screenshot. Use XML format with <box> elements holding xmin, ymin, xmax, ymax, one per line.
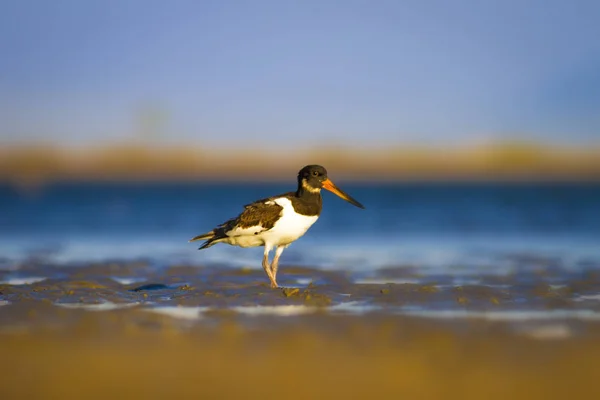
<box><xmin>322</xmin><ymin>179</ymin><xmax>365</xmax><ymax>209</ymax></box>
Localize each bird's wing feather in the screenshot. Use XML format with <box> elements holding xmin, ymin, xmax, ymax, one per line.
<box><xmin>218</xmin><ymin>194</ymin><xmax>289</xmax><ymax>237</ymax></box>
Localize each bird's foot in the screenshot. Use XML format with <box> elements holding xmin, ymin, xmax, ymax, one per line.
<box><xmin>270</xmin><ymin>281</ymin><xmax>279</xmax><ymax>289</ymax></box>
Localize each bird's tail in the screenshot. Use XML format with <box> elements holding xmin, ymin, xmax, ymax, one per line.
<box><xmin>189</xmin><ymin>231</ymin><xmax>219</xmax><ymax>250</ymax></box>
<box><xmin>189</xmin><ymin>232</ymin><xmax>213</xmax><ymax>242</ymax></box>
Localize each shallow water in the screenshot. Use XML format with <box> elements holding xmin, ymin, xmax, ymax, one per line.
<box><xmin>1</xmin><ymin>182</ymin><xmax>599</xmax><ymax>271</ymax></box>
<box><xmin>1</xmin><ymin>181</ymin><xmax>600</xmax><ymax>333</ymax></box>
<box><xmin>2</xmin><ymin>261</ymin><xmax>600</xmax><ymax>337</ymax></box>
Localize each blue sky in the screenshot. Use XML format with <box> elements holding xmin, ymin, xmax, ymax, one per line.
<box><xmin>1</xmin><ymin>0</ymin><xmax>599</xmax><ymax>148</ymax></box>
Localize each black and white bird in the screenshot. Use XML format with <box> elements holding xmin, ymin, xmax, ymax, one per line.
<box><xmin>189</xmin><ymin>165</ymin><xmax>365</xmax><ymax>288</ymax></box>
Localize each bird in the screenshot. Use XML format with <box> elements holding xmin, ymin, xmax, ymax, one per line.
<box><xmin>189</xmin><ymin>165</ymin><xmax>365</xmax><ymax>288</ymax></box>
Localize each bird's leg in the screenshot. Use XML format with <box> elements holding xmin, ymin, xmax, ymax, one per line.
<box><xmin>262</xmin><ymin>246</ymin><xmax>278</xmax><ymax>288</ymax></box>
<box><xmin>270</xmin><ymin>245</ymin><xmax>286</xmax><ymax>286</ymax></box>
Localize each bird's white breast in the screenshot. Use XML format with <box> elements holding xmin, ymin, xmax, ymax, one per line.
<box><xmin>263</xmin><ymin>197</ymin><xmax>319</xmax><ymax>246</ymax></box>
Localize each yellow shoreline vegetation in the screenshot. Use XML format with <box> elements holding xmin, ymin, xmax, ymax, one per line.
<box><xmin>1</xmin><ymin>141</ymin><xmax>599</xmax><ymax>184</ymax></box>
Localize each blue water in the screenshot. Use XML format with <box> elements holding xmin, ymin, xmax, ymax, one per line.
<box><xmin>1</xmin><ymin>182</ymin><xmax>599</xmax><ymax>273</ymax></box>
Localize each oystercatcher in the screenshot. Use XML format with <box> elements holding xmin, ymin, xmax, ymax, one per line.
<box><xmin>189</xmin><ymin>165</ymin><xmax>365</xmax><ymax>288</ymax></box>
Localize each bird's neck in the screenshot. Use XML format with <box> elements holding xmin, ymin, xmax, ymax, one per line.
<box><xmin>295</xmin><ymin>181</ymin><xmax>322</xmax><ymax>202</ymax></box>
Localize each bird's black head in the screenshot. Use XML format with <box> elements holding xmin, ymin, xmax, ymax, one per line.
<box><xmin>297</xmin><ymin>165</ymin><xmax>329</xmax><ymax>191</ymax></box>
<box><xmin>296</xmin><ymin>165</ymin><xmax>365</xmax><ymax>209</ymax></box>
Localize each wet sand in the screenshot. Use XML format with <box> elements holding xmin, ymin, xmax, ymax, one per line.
<box><xmin>2</xmin><ymin>262</ymin><xmax>600</xmax><ymax>399</ymax></box>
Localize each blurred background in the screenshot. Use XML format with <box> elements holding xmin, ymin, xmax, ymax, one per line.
<box><xmin>0</xmin><ymin>0</ymin><xmax>599</xmax><ymax>270</ymax></box>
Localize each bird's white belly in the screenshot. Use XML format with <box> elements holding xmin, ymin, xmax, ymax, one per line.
<box><xmin>263</xmin><ymin>204</ymin><xmax>319</xmax><ymax>246</ymax></box>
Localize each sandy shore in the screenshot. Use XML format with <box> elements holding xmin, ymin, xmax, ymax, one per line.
<box><xmin>3</xmin><ymin>310</ymin><xmax>600</xmax><ymax>399</ymax></box>
<box><xmin>2</xmin><ymin>263</ymin><xmax>600</xmax><ymax>399</ymax></box>
<box><xmin>2</xmin><ymin>143</ymin><xmax>600</xmax><ymax>184</ymax></box>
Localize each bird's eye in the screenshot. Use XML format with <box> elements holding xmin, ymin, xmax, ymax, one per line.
<box><xmin>312</xmin><ymin>171</ymin><xmax>319</xmax><ymax>176</ymax></box>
